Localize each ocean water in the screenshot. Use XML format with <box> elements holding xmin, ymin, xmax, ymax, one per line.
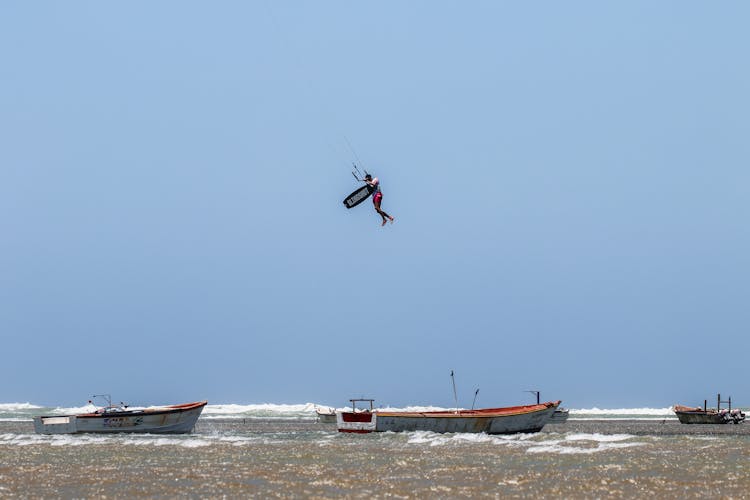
<box><xmin>1</xmin><ymin>403</ymin><xmax>749</xmax><ymax>497</ymax></box>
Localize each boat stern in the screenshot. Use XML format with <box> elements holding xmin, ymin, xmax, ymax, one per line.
<box><xmin>34</xmin><ymin>415</ymin><xmax>78</xmax><ymax>434</ymax></box>
<box><xmin>337</xmin><ymin>411</ymin><xmax>377</xmax><ymax>433</ymax></box>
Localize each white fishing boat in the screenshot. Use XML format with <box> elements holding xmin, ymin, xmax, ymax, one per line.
<box><xmin>33</xmin><ymin>396</ymin><xmax>207</xmax><ymax>435</ymax></box>
<box><xmin>315</xmin><ymin>406</ymin><xmax>337</xmax><ymax>423</ymax></box>
<box><xmin>549</xmin><ymin>408</ymin><xmax>570</xmax><ymax>423</ymax></box>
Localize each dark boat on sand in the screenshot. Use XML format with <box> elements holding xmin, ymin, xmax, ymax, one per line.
<box><xmin>673</xmin><ymin>394</ymin><xmax>745</xmax><ymax>425</ymax></box>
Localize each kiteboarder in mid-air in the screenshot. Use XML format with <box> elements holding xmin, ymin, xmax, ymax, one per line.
<box><xmin>364</xmin><ymin>173</ymin><xmax>395</xmax><ymax>226</ymax></box>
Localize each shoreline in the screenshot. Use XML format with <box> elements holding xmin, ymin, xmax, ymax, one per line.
<box><xmin>4</xmin><ymin>417</ymin><xmax>750</xmax><ymax>437</ymax></box>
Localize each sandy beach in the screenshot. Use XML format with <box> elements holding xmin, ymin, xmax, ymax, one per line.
<box><xmin>2</xmin><ymin>417</ymin><xmax>749</xmax><ymax>497</ymax></box>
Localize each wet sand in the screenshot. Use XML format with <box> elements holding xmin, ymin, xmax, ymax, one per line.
<box><xmin>2</xmin><ymin>419</ymin><xmax>749</xmax><ymax>498</ymax></box>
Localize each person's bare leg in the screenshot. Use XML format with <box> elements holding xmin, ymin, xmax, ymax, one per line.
<box><xmin>375</xmin><ymin>201</ymin><xmax>388</xmax><ymax>226</ymax></box>
<box><xmin>377</xmin><ymin>207</ymin><xmax>393</xmax><ymax>223</ymax></box>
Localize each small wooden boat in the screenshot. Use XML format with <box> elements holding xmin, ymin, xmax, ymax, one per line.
<box><xmin>549</xmin><ymin>408</ymin><xmax>570</xmax><ymax>423</ymax></box>
<box><xmin>337</xmin><ymin>399</ymin><xmax>560</xmax><ymax>434</ymax></box>
<box><xmin>33</xmin><ymin>397</ymin><xmax>207</xmax><ymax>435</ymax></box>
<box><xmin>674</xmin><ymin>394</ymin><xmax>745</xmax><ymax>424</ymax></box>
<box><xmin>315</xmin><ymin>406</ymin><xmax>337</xmax><ymax>423</ymax></box>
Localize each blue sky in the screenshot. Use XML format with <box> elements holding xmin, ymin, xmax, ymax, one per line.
<box><xmin>1</xmin><ymin>2</ymin><xmax>748</xmax><ymax>408</ymax></box>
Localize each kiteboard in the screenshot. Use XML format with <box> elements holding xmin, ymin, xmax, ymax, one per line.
<box><xmin>343</xmin><ymin>184</ymin><xmax>374</xmax><ymax>209</ymax></box>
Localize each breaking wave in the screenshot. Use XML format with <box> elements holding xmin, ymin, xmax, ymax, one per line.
<box><xmin>569</xmin><ymin>408</ymin><xmax>676</xmax><ymax>420</ymax></box>
<box><xmin>404</xmin><ymin>430</ymin><xmax>647</xmax><ymax>455</ymax></box>
<box><xmin>1</xmin><ymin>402</ymin><xmax>724</xmax><ymax>422</ymax></box>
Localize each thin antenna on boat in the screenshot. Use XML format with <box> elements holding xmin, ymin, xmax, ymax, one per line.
<box><xmin>91</xmin><ymin>394</ymin><xmax>112</xmax><ymax>408</ymax></box>
<box><xmin>471</xmin><ymin>389</ymin><xmax>480</xmax><ymax>410</ymax></box>
<box><xmin>450</xmin><ymin>370</ymin><xmax>459</xmax><ymax>413</ymax></box>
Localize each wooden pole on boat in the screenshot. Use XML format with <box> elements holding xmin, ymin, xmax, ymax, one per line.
<box><xmin>450</xmin><ymin>370</ymin><xmax>458</xmax><ymax>413</ymax></box>
<box><xmin>526</xmin><ymin>390</ymin><xmax>540</xmax><ymax>405</ymax></box>
<box><xmin>471</xmin><ymin>389</ymin><xmax>479</xmax><ymax>410</ymax></box>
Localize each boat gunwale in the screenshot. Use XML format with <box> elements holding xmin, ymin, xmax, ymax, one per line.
<box><xmin>36</xmin><ymin>401</ymin><xmax>208</xmax><ymax>420</ymax></box>
<box><xmin>366</xmin><ymin>401</ymin><xmax>560</xmax><ymax>419</ymax></box>
<box><xmin>673</xmin><ymin>410</ymin><xmax>720</xmax><ymax>415</ymax></box>
<box><xmin>673</xmin><ymin>405</ymin><xmax>724</xmax><ymax>417</ymax></box>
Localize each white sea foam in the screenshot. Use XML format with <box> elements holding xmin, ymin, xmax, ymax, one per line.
<box><xmin>522</xmin><ymin>432</ymin><xmax>646</xmax><ymax>454</ymax></box>
<box><xmin>378</xmin><ymin>405</ymin><xmax>453</xmax><ymax>413</ymax></box>
<box><xmin>202</xmin><ymin>403</ymin><xmax>319</xmax><ymax>419</ymax></box>
<box><xmin>52</xmin><ymin>404</ymin><xmax>99</xmax><ymax>415</ymax></box>
<box><xmin>51</xmin><ymin>435</ymin><xmax>110</xmax><ymax>447</ymax></box>
<box><xmin>406</xmin><ymin>431</ymin><xmax>548</xmax><ymax>450</ymax></box>
<box><xmin>0</xmin><ymin>427</ymin><xmax>649</xmax><ymax>454</ymax></box>
<box><xmin>526</xmin><ymin>441</ymin><xmax>643</xmax><ymax>454</ymax></box>
<box><xmin>0</xmin><ymin>433</ymin><xmax>231</xmax><ymax>449</ymax></box>
<box><xmin>403</xmin><ymin>430</ymin><xmax>646</xmax><ymax>455</ymax></box>
<box><xmin>0</xmin><ymin>401</ymin><xmax>711</xmax><ymax>422</ymax></box>
<box><xmin>215</xmin><ymin>435</ymin><xmax>268</xmax><ymax>446</ymax></box>
<box><xmin>153</xmin><ymin>437</ymin><xmax>210</xmax><ymax>448</ymax></box>
<box><xmin>565</xmin><ymin>433</ymin><xmax>636</xmax><ymax>442</ymax></box>
<box><xmin>0</xmin><ymin>403</ymin><xmax>42</xmax><ymax>411</ymax></box>
<box><xmin>203</xmin><ymin>403</ymin><xmax>316</xmax><ymax>413</ymax></box>
<box><xmin>0</xmin><ymin>433</ymin><xmax>47</xmax><ymax>446</ymax></box>
<box><xmin>571</xmin><ymin>407</ymin><xmax>673</xmax><ymax>416</ymax></box>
